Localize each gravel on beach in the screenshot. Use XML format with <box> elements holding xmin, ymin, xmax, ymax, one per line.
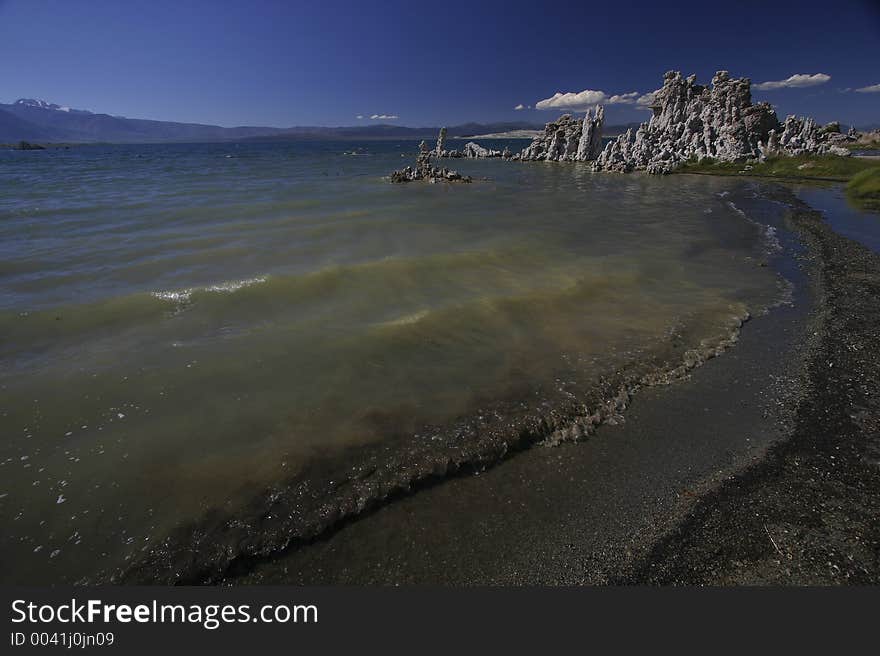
<box><xmin>621</xmin><ymin>188</ymin><xmax>880</xmax><ymax>584</ymax></box>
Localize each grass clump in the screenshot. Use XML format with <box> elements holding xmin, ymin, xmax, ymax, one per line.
<box><xmin>678</xmin><ymin>155</ymin><xmax>880</xmax><ymax>181</ymax></box>
<box><xmin>846</xmin><ymin>167</ymin><xmax>880</xmax><ymax>210</ymax></box>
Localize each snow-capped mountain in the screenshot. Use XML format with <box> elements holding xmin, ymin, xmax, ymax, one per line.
<box><xmin>1</xmin><ymin>98</ymin><xmax>290</xmax><ymax>142</ymax></box>
<box><xmin>14</xmin><ymin>99</ymin><xmax>92</xmax><ymax>114</ymax></box>
<box><xmin>2</xmin><ymin>97</ymin><xmax>548</xmax><ymax>143</ymax></box>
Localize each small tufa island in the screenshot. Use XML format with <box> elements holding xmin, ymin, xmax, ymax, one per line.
<box><xmin>3</xmin><ymin>141</ymin><xmax>47</xmax><ymax>150</ymax></box>
<box><xmin>391</xmin><ymin>69</ymin><xmax>868</xmax><ymax>182</ymax></box>
<box><xmin>390</xmin><ymin>136</ymin><xmax>473</xmax><ymax>183</ymax></box>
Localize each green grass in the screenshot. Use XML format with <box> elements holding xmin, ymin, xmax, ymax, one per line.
<box><xmin>844</xmin><ymin>139</ymin><xmax>880</xmax><ymax>151</ymax></box>
<box><xmin>677</xmin><ymin>155</ymin><xmax>880</xmax><ymax>182</ymax></box>
<box><xmin>846</xmin><ymin>167</ymin><xmax>880</xmax><ymax>210</ymax></box>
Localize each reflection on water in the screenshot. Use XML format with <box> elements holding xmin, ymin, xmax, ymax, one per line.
<box><xmin>0</xmin><ymin>141</ymin><xmax>783</xmax><ymax>582</ymax></box>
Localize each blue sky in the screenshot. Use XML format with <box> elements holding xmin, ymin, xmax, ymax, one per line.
<box><xmin>1</xmin><ymin>0</ymin><xmax>878</xmax><ymax>127</ymax></box>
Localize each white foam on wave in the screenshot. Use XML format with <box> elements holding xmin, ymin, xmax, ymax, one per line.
<box><xmin>726</xmin><ymin>201</ymin><xmax>782</xmax><ymax>253</ymax></box>
<box><xmin>152</xmin><ymin>276</ymin><xmax>268</xmax><ymax>303</ymax></box>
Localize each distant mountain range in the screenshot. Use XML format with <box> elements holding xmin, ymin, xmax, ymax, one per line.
<box><xmin>238</xmin><ymin>122</ymin><xmax>553</xmax><ymax>142</ymax></box>
<box><xmin>0</xmin><ymin>99</ymin><xmax>295</xmax><ymax>143</ymax></box>
<box><xmin>0</xmin><ymin>98</ymin><xmax>546</xmax><ymax>143</ymax></box>
<box><xmin>0</xmin><ymin>98</ymin><xmax>650</xmax><ymax>145</ymax></box>
<box><xmin>8</xmin><ymin>98</ymin><xmax>866</xmax><ymax>145</ymax></box>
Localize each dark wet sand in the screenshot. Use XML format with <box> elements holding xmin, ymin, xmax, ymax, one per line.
<box><xmin>621</xmin><ymin>187</ymin><xmax>880</xmax><ymax>584</ymax></box>
<box><xmin>225</xmin><ymin>183</ymin><xmax>880</xmax><ymax>586</ymax></box>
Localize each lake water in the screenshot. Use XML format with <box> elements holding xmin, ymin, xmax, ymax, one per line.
<box><xmin>793</xmin><ymin>183</ymin><xmax>880</xmax><ymax>254</ymax></box>
<box><xmin>0</xmin><ymin>141</ymin><xmax>786</xmax><ymax>582</ymax></box>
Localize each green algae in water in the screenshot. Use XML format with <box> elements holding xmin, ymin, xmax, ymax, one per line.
<box><xmin>0</xmin><ymin>141</ymin><xmax>787</xmax><ymax>583</ymax></box>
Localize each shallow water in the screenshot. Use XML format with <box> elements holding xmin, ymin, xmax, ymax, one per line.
<box><xmin>792</xmin><ymin>184</ymin><xmax>880</xmax><ymax>253</ymax></box>
<box><xmin>0</xmin><ymin>141</ymin><xmax>784</xmax><ymax>582</ymax></box>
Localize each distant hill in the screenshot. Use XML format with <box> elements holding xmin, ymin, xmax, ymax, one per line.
<box><xmin>0</xmin><ymin>98</ymin><xmax>653</xmax><ymax>144</ymax></box>
<box><xmin>0</xmin><ymin>99</ymin><xmax>291</xmax><ymax>143</ymax></box>
<box><xmin>242</xmin><ymin>121</ymin><xmax>548</xmax><ymax>142</ymax></box>
<box><xmin>455</xmin><ymin>130</ymin><xmax>542</xmax><ymax>139</ymax></box>
<box><xmin>0</xmin><ymin>107</ymin><xmax>69</xmax><ymax>142</ymax></box>
<box><xmin>0</xmin><ymin>99</ymin><xmax>549</xmax><ymax>144</ymax></box>
<box><xmin>246</xmin><ymin>121</ymin><xmax>646</xmax><ymax>142</ymax></box>
<box><xmin>450</xmin><ymin>122</ymin><xmax>546</xmax><ymax>138</ymax></box>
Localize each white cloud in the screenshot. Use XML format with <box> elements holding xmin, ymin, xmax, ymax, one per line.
<box><xmin>370</xmin><ymin>114</ymin><xmax>399</xmax><ymax>120</ymax></box>
<box><xmin>535</xmin><ymin>90</ymin><xmax>606</xmax><ymax>111</ymax></box>
<box><xmin>753</xmin><ymin>73</ymin><xmax>831</xmax><ymax>90</ymax></box>
<box><xmin>607</xmin><ymin>92</ymin><xmax>639</xmax><ymax>104</ymax></box>
<box><xmin>634</xmin><ymin>90</ymin><xmax>659</xmax><ymax>111</ymax></box>
<box><xmin>514</xmin><ymin>104</ymin><xmax>526</xmax><ymax>110</ymax></box>
<box><xmin>855</xmin><ymin>83</ymin><xmax>880</xmax><ymax>93</ymax></box>
<box><xmin>356</xmin><ymin>115</ymin><xmax>364</xmax><ymax>119</ymax></box>
<box><xmin>535</xmin><ymin>89</ymin><xmax>641</xmax><ymax>111</ymax></box>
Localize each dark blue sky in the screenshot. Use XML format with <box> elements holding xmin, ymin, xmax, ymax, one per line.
<box><xmin>1</xmin><ymin>0</ymin><xmax>878</xmax><ymax>127</ymax></box>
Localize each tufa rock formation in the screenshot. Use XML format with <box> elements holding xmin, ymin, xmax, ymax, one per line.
<box><xmin>852</xmin><ymin>128</ymin><xmax>880</xmax><ymax>148</ymax></box>
<box><xmin>593</xmin><ymin>70</ymin><xmax>850</xmax><ymax>174</ymax></box>
<box><xmin>432</xmin><ymin>127</ymin><xmax>505</xmax><ymax>159</ymax></box>
<box><xmin>519</xmin><ymin>106</ymin><xmax>605</xmax><ymax>162</ymax></box>
<box><xmin>393</xmin><ymin>70</ymin><xmax>856</xmax><ymax>182</ymax></box>
<box><xmin>760</xmin><ymin>116</ymin><xmax>851</xmax><ymax>158</ymax></box>
<box><xmin>435</xmin><ymin>127</ymin><xmax>447</xmax><ymax>156</ymax></box>
<box><xmin>390</xmin><ymin>140</ymin><xmax>471</xmax><ymax>183</ymax></box>
<box><xmin>431</xmin><ymin>106</ymin><xmax>605</xmax><ymax>164</ymax></box>
<box><xmin>577</xmin><ymin>105</ymin><xmax>605</xmax><ymax>160</ymax></box>
<box><xmin>462</xmin><ymin>141</ymin><xmax>502</xmax><ymax>158</ymax></box>
<box><xmin>12</xmin><ymin>141</ymin><xmax>46</xmax><ymax>150</ymax></box>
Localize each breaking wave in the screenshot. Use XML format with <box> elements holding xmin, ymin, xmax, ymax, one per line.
<box><xmin>152</xmin><ymin>276</ymin><xmax>269</xmax><ymax>303</ymax></box>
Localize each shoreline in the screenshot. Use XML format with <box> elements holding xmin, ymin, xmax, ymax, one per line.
<box><xmin>111</xmin><ymin>179</ymin><xmax>784</xmax><ymax>586</ymax></box>
<box><xmin>619</xmin><ymin>188</ymin><xmax>880</xmax><ymax>584</ymax></box>
<box><xmin>43</xmin><ymin>172</ymin><xmax>877</xmax><ymax>585</ymax></box>
<box><xmin>216</xmin><ymin>182</ymin><xmax>824</xmax><ymax>585</ymax></box>
<box><xmin>115</xmin><ymin>297</ymin><xmax>759</xmax><ymax>585</ymax></box>
<box><xmin>224</xmin><ymin>181</ymin><xmax>878</xmax><ymax>585</ymax></box>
